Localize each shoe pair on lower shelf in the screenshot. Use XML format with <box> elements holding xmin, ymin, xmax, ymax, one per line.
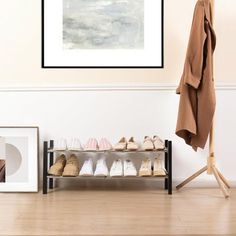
<box><xmin>79</xmin><ymin>159</ymin><xmax>137</xmax><ymax>177</ymax></box>
<box><xmin>139</xmin><ymin>158</ymin><xmax>167</xmax><ymax>177</ymax></box>
<box><xmin>48</xmin><ymin>154</ymin><xmax>79</xmax><ymax>177</ymax></box>
<box><xmin>48</xmin><ymin>155</ymin><xmax>109</xmax><ymax>177</ymax></box>
<box><xmin>48</xmin><ymin>155</ymin><xmax>167</xmax><ymax>178</ymax></box>
<box><xmin>110</xmin><ymin>159</ymin><xmax>137</xmax><ymax>177</ymax></box>
<box><xmin>79</xmin><ymin>158</ymin><xmax>109</xmax><ymax>177</ymax></box>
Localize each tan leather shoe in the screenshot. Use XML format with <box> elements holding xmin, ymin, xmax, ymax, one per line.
<box><xmin>139</xmin><ymin>159</ymin><xmax>152</xmax><ymax>177</ymax></box>
<box><xmin>114</xmin><ymin>137</ymin><xmax>127</xmax><ymax>151</ymax></box>
<box><xmin>153</xmin><ymin>158</ymin><xmax>167</xmax><ymax>176</ymax></box>
<box><xmin>153</xmin><ymin>136</ymin><xmax>165</xmax><ymax>150</ymax></box>
<box><xmin>48</xmin><ymin>154</ymin><xmax>66</xmax><ymax>176</ymax></box>
<box><xmin>127</xmin><ymin>137</ymin><xmax>138</xmax><ymax>151</ymax></box>
<box><xmin>142</xmin><ymin>136</ymin><xmax>154</xmax><ymax>151</ymax></box>
<box><xmin>62</xmin><ymin>154</ymin><xmax>79</xmax><ymax>177</ymax></box>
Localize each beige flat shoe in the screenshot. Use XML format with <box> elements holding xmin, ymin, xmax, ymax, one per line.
<box><xmin>48</xmin><ymin>154</ymin><xmax>66</xmax><ymax>176</ymax></box>
<box><xmin>142</xmin><ymin>136</ymin><xmax>154</xmax><ymax>151</ymax></box>
<box><xmin>153</xmin><ymin>158</ymin><xmax>167</xmax><ymax>177</ymax></box>
<box><xmin>114</xmin><ymin>137</ymin><xmax>127</xmax><ymax>151</ymax></box>
<box><xmin>139</xmin><ymin>159</ymin><xmax>152</xmax><ymax>177</ymax></box>
<box><xmin>153</xmin><ymin>136</ymin><xmax>165</xmax><ymax>150</ymax></box>
<box><xmin>127</xmin><ymin>137</ymin><xmax>138</xmax><ymax>151</ymax></box>
<box><xmin>62</xmin><ymin>154</ymin><xmax>79</xmax><ymax>177</ymax></box>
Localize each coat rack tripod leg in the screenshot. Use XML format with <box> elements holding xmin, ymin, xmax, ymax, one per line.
<box><xmin>176</xmin><ymin>123</ymin><xmax>230</xmax><ymax>198</ymax></box>
<box><xmin>216</xmin><ymin>168</ymin><xmax>230</xmax><ymax>189</ymax></box>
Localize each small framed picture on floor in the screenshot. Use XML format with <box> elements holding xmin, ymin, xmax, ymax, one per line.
<box><xmin>0</xmin><ymin>127</ymin><xmax>39</xmax><ymax>192</ymax></box>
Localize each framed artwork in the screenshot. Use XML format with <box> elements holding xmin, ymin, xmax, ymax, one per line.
<box><xmin>42</xmin><ymin>0</ymin><xmax>164</xmax><ymax>68</ymax></box>
<box><xmin>0</xmin><ymin>127</ymin><xmax>39</xmax><ymax>192</ymax></box>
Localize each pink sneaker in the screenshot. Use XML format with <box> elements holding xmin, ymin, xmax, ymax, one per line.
<box><xmin>84</xmin><ymin>138</ymin><xmax>98</xmax><ymax>151</ymax></box>
<box><xmin>99</xmin><ymin>138</ymin><xmax>113</xmax><ymax>151</ymax></box>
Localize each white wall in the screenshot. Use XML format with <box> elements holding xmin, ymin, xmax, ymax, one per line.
<box><xmin>0</xmin><ymin>0</ymin><xmax>235</xmax><ymax>85</ymax></box>
<box><xmin>0</xmin><ymin>0</ymin><xmax>235</xmax><ymax>187</ymax></box>
<box><xmin>0</xmin><ymin>86</ymin><xmax>235</xmax><ymax>186</ymax></box>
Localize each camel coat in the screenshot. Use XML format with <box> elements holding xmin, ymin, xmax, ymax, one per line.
<box><xmin>176</xmin><ymin>0</ymin><xmax>216</xmax><ymax>151</ymax></box>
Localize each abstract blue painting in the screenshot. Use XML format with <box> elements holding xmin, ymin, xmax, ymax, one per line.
<box><xmin>63</xmin><ymin>0</ymin><xmax>144</xmax><ymax>49</ymax></box>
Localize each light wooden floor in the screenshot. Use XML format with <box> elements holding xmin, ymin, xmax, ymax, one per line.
<box><xmin>0</xmin><ymin>185</ymin><xmax>235</xmax><ymax>235</ymax></box>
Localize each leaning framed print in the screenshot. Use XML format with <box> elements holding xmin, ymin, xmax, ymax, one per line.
<box><xmin>0</xmin><ymin>127</ymin><xmax>39</xmax><ymax>192</ymax></box>
<box><xmin>42</xmin><ymin>0</ymin><xmax>164</xmax><ymax>68</ymax></box>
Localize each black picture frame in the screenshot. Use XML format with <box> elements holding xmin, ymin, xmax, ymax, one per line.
<box><xmin>42</xmin><ymin>0</ymin><xmax>164</xmax><ymax>69</ymax></box>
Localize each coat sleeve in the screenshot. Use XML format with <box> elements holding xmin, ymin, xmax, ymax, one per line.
<box><xmin>183</xmin><ymin>2</ymin><xmax>207</xmax><ymax>89</ymax></box>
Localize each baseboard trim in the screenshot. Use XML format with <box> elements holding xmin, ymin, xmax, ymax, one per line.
<box><xmin>173</xmin><ymin>179</ymin><xmax>236</xmax><ymax>188</ymax></box>
<box><xmin>0</xmin><ymin>83</ymin><xmax>235</xmax><ymax>92</ymax></box>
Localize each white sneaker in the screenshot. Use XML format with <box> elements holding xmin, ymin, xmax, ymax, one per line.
<box><xmin>94</xmin><ymin>158</ymin><xmax>108</xmax><ymax>177</ymax></box>
<box><xmin>67</xmin><ymin>138</ymin><xmax>83</xmax><ymax>151</ymax></box>
<box><xmin>124</xmin><ymin>160</ymin><xmax>137</xmax><ymax>177</ymax></box>
<box><xmin>54</xmin><ymin>138</ymin><xmax>67</xmax><ymax>151</ymax></box>
<box><xmin>79</xmin><ymin>159</ymin><xmax>93</xmax><ymax>176</ymax></box>
<box><xmin>110</xmin><ymin>159</ymin><xmax>123</xmax><ymax>177</ymax></box>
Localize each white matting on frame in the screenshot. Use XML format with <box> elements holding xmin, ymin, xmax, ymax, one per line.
<box><xmin>43</xmin><ymin>0</ymin><xmax>163</xmax><ymax>68</ymax></box>
<box><xmin>0</xmin><ymin>127</ymin><xmax>39</xmax><ymax>192</ymax></box>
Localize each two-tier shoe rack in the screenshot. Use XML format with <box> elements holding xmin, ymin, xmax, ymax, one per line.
<box><xmin>43</xmin><ymin>140</ymin><xmax>172</xmax><ymax>194</ymax></box>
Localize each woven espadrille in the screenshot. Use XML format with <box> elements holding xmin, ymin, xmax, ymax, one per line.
<box><xmin>48</xmin><ymin>154</ymin><xmax>66</xmax><ymax>176</ymax></box>
<box><xmin>62</xmin><ymin>154</ymin><xmax>79</xmax><ymax>177</ymax></box>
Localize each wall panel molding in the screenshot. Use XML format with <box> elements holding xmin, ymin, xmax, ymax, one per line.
<box><xmin>0</xmin><ymin>83</ymin><xmax>235</xmax><ymax>92</ymax></box>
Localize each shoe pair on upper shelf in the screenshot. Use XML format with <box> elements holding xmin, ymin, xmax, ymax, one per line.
<box><xmin>142</xmin><ymin>136</ymin><xmax>165</xmax><ymax>151</ymax></box>
<box><xmin>114</xmin><ymin>137</ymin><xmax>138</xmax><ymax>151</ymax></box>
<box><xmin>84</xmin><ymin>138</ymin><xmax>112</xmax><ymax>151</ymax></box>
<box><xmin>53</xmin><ymin>138</ymin><xmax>113</xmax><ymax>151</ymax></box>
<box><xmin>114</xmin><ymin>136</ymin><xmax>164</xmax><ymax>151</ymax></box>
<box><xmin>48</xmin><ymin>154</ymin><xmax>79</xmax><ymax>177</ymax></box>
<box><xmin>53</xmin><ymin>138</ymin><xmax>83</xmax><ymax>151</ymax></box>
<box><xmin>139</xmin><ymin>158</ymin><xmax>167</xmax><ymax>177</ymax></box>
<box><xmin>53</xmin><ymin>136</ymin><xmax>164</xmax><ymax>152</ymax></box>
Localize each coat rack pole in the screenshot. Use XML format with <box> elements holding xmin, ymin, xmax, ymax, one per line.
<box><xmin>176</xmin><ymin>0</ymin><xmax>230</xmax><ymax>198</ymax></box>
<box><xmin>207</xmin><ymin>0</ymin><xmax>215</xmax><ymax>175</ymax></box>
<box><xmin>207</xmin><ymin>123</ymin><xmax>215</xmax><ymax>174</ymax></box>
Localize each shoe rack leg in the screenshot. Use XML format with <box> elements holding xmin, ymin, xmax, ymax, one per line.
<box><xmin>49</xmin><ymin>140</ymin><xmax>54</xmax><ymax>189</ymax></box>
<box><xmin>164</xmin><ymin>140</ymin><xmax>168</xmax><ymax>190</ymax></box>
<box><xmin>168</xmin><ymin>141</ymin><xmax>172</xmax><ymax>195</ymax></box>
<box><xmin>43</xmin><ymin>141</ymin><xmax>48</xmax><ymax>194</ymax></box>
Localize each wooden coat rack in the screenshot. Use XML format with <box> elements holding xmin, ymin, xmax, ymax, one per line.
<box><xmin>176</xmin><ymin>0</ymin><xmax>230</xmax><ymax>198</ymax></box>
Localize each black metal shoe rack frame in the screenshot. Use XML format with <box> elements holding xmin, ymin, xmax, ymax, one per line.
<box><xmin>43</xmin><ymin>140</ymin><xmax>172</xmax><ymax>195</ymax></box>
